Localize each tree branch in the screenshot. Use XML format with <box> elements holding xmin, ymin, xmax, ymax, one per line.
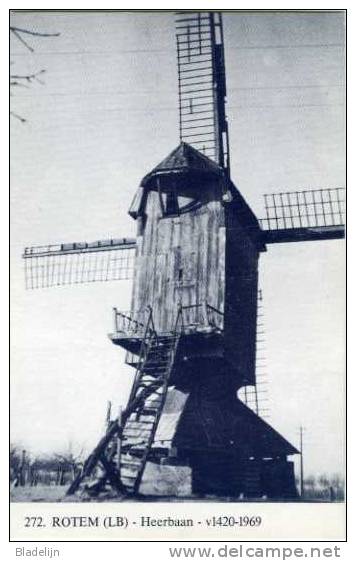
<box><xmin>10</xmin><ymin>28</ymin><xmax>34</xmax><ymax>52</ymax></box>
<box><xmin>10</xmin><ymin>24</ymin><xmax>60</xmax><ymax>122</ymax></box>
<box><xmin>10</xmin><ymin>111</ymin><xmax>26</xmax><ymax>123</ymax></box>
<box><xmin>10</xmin><ymin>26</ymin><xmax>60</xmax><ymax>52</ymax></box>
<box><xmin>10</xmin><ymin>81</ymin><xmax>30</xmax><ymax>88</ymax></box>
<box><xmin>10</xmin><ymin>26</ymin><xmax>60</xmax><ymax>37</ymax></box>
<box><xmin>10</xmin><ymin>69</ymin><xmax>46</xmax><ymax>85</ymax></box>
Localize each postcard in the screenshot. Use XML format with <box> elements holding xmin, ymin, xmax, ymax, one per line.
<box><xmin>10</xmin><ymin>8</ymin><xmax>346</xmax><ymax>543</ymax></box>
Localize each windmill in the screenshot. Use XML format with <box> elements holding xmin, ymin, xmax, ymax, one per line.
<box><xmin>22</xmin><ymin>12</ymin><xmax>345</xmax><ymax>499</ymax></box>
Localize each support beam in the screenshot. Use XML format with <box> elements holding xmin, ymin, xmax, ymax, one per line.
<box><xmin>262</xmin><ymin>225</ymin><xmax>345</xmax><ymax>245</ymax></box>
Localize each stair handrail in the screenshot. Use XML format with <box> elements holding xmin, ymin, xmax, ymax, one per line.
<box><xmin>113</xmin><ymin>307</ymin><xmax>146</xmax><ymax>335</ymax></box>
<box><xmin>130</xmin><ymin>305</ymin><xmax>183</xmax><ymax>494</ymax></box>
<box><xmin>173</xmin><ymin>303</ymin><xmax>184</xmax><ymax>337</ymax></box>
<box><xmin>146</xmin><ymin>305</ymin><xmax>158</xmax><ymax>342</ymax></box>
<box><xmin>67</xmin><ymin>306</ymin><xmax>182</xmax><ymax>497</ymax></box>
<box><xmin>126</xmin><ymin>306</ymin><xmax>158</xmax><ymax>407</ymax></box>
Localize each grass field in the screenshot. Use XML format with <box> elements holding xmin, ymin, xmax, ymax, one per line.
<box><xmin>11</xmin><ymin>485</ymin><xmax>341</xmax><ymax>503</ymax></box>
<box><xmin>10</xmin><ymin>485</ymin><xmax>68</xmax><ymax>503</ymax></box>
<box><xmin>10</xmin><ymin>464</ymin><xmax>342</xmax><ymax>503</ymax></box>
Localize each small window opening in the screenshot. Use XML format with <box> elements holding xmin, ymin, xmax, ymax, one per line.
<box><xmin>158</xmin><ymin>178</ymin><xmax>180</xmax><ymax>217</ymax></box>
<box><xmin>178</xmin><ymin>268</ymin><xmax>183</xmax><ymax>282</ymax></box>
<box><xmin>165</xmin><ymin>190</ymin><xmax>179</xmax><ymax>216</ymax></box>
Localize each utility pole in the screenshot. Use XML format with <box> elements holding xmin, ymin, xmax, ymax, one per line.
<box><xmin>299</xmin><ymin>426</ymin><xmax>304</xmax><ymax>498</ymax></box>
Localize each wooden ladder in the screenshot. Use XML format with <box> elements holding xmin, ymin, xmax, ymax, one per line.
<box><xmin>66</xmin><ymin>306</ymin><xmax>183</xmax><ymax>497</ymax></box>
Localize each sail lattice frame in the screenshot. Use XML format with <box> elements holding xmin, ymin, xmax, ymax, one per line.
<box><xmin>23</xmin><ymin>238</ymin><xmax>136</xmax><ymax>289</ymax></box>
<box><xmin>175</xmin><ymin>11</ymin><xmax>230</xmax><ymax>173</ymax></box>
<box><xmin>260</xmin><ymin>188</ymin><xmax>345</xmax><ymax>244</ymax></box>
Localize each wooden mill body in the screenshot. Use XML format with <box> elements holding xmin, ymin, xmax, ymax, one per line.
<box><xmin>127</xmin><ymin>142</ymin><xmax>263</xmax><ymax>389</ymax></box>
<box><xmin>111</xmin><ymin>143</ymin><xmax>298</xmax><ymax>498</ymax></box>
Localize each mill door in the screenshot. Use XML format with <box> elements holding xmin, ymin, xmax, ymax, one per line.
<box><xmin>173</xmin><ymin>247</ymin><xmax>199</xmax><ymax>327</ymax></box>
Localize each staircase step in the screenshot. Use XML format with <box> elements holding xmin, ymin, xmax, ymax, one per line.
<box><xmin>125</xmin><ymin>419</ymin><xmax>155</xmax><ymax>428</ymax></box>
<box><xmin>123</xmin><ymin>427</ymin><xmax>152</xmax><ymax>437</ymax></box>
<box><xmin>145</xmin><ymin>352</ymin><xmax>170</xmax><ymax>358</ymax></box>
<box><xmin>121</xmin><ymin>476</ymin><xmax>136</xmax><ymax>486</ymax></box>
<box><xmin>121</xmin><ymin>465</ymin><xmax>140</xmax><ymax>477</ymax></box>
<box><xmin>140</xmin><ymin>393</ymin><xmax>162</xmax><ymax>402</ymax></box>
<box><xmin>125</xmin><ymin>417</ymin><xmax>155</xmax><ymax>426</ymax></box>
<box><xmin>135</xmin><ymin>387</ymin><xmax>160</xmax><ymax>400</ymax></box>
<box><xmin>123</xmin><ymin>439</ymin><xmax>149</xmax><ymax>448</ymax></box>
<box><xmin>123</xmin><ymin>424</ymin><xmax>152</xmax><ymax>434</ymax></box>
<box><xmin>144</xmin><ymin>366</ymin><xmax>169</xmax><ymax>373</ymax></box>
<box><xmin>144</xmin><ymin>392</ymin><xmax>163</xmax><ymax>407</ymax></box>
<box><xmin>143</xmin><ymin>366</ymin><xmax>169</xmax><ymax>373</ymax></box>
<box><xmin>143</xmin><ymin>404</ymin><xmax>162</xmax><ymax>412</ymax></box>
<box><xmin>137</xmin><ymin>383</ymin><xmax>163</xmax><ymax>390</ymax></box>
<box><xmin>120</xmin><ymin>456</ymin><xmax>142</xmax><ymax>467</ymax></box>
<box><xmin>138</xmin><ymin>378</ymin><xmax>163</xmax><ymax>385</ymax></box>
<box><xmin>120</xmin><ymin>463</ymin><xmax>141</xmax><ymax>471</ymax></box>
<box><xmin>145</xmin><ymin>360</ymin><xmax>169</xmax><ymax>368</ymax></box>
<box><xmin>145</xmin><ymin>354</ymin><xmax>170</xmax><ymax>361</ymax></box>
<box><xmin>140</xmin><ymin>376</ymin><xmax>164</xmax><ymax>383</ymax></box>
<box><xmin>148</xmin><ymin>348</ymin><xmax>172</xmax><ymax>354</ymax></box>
<box><xmin>151</xmin><ymin>388</ymin><xmax>164</xmax><ymax>395</ymax></box>
<box><xmin>152</xmin><ymin>337</ymin><xmax>175</xmax><ymax>343</ymax></box>
<box><xmin>123</xmin><ymin>429</ymin><xmax>152</xmax><ymax>438</ymax></box>
<box><xmin>123</xmin><ymin>428</ymin><xmax>153</xmax><ymax>437</ymax></box>
<box><xmin>140</xmin><ymin>409</ymin><xmax>158</xmax><ymax>416</ymax></box>
<box><xmin>122</xmin><ymin>446</ymin><xmax>146</xmax><ymax>457</ymax></box>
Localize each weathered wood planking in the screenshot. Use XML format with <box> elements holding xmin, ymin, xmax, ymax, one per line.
<box><xmin>132</xmin><ymin>186</ymin><xmax>226</xmax><ymax>333</ymax></box>
<box><xmin>125</xmin><ymin>143</ymin><xmax>264</xmax><ymax>390</ymax></box>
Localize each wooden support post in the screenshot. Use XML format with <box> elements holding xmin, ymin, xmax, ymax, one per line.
<box><xmin>66</xmin><ymin>421</ymin><xmax>119</xmax><ymax>495</ymax></box>
<box><xmin>113</xmin><ymin>307</ymin><xmax>118</xmax><ymax>332</ymax></box>
<box><xmin>100</xmin><ymin>455</ymin><xmax>123</xmax><ymax>494</ymax></box>
<box><xmin>116</xmin><ymin>406</ymin><xmax>123</xmax><ymax>474</ymax></box>
<box><xmin>106</xmin><ymin>400</ymin><xmax>112</xmax><ymax>429</ymax></box>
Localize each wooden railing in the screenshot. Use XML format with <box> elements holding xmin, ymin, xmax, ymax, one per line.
<box><xmin>180</xmin><ymin>302</ymin><xmax>224</xmax><ymax>332</ymax></box>
<box><xmin>113</xmin><ymin>302</ymin><xmax>223</xmax><ymax>338</ymax></box>
<box><xmin>113</xmin><ymin>309</ymin><xmax>147</xmax><ymax>336</ymax></box>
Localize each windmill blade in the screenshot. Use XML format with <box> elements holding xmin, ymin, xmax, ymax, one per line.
<box><xmin>259</xmin><ymin>188</ymin><xmax>345</xmax><ymax>244</ymax></box>
<box><xmin>175</xmin><ymin>11</ymin><xmax>230</xmax><ymax>174</ymax></box>
<box><xmin>23</xmin><ymin>238</ymin><xmax>136</xmax><ymax>289</ymax></box>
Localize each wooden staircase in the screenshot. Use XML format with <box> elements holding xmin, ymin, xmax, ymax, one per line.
<box><xmin>66</xmin><ymin>307</ymin><xmax>182</xmax><ymax>497</ymax></box>
<box><xmin>119</xmin><ymin>334</ymin><xmax>178</xmax><ymax>493</ymax></box>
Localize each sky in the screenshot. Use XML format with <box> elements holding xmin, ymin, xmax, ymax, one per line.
<box><xmin>10</xmin><ymin>10</ymin><xmax>345</xmax><ymax>478</ymax></box>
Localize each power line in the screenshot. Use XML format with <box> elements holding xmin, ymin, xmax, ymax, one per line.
<box><xmin>11</xmin><ymin>94</ymin><xmax>344</xmax><ymax>110</ymax></box>
<box><xmin>11</xmin><ymin>84</ymin><xmax>345</xmax><ymax>98</ymax></box>
<box><xmin>227</xmin><ymin>103</ymin><xmax>344</xmax><ymax>109</ymax></box>
<box><xmin>232</xmin><ymin>84</ymin><xmax>344</xmax><ymax>91</ymax></box>
<box><xmin>232</xmin><ymin>43</ymin><xmax>344</xmax><ymax>50</ymax></box>
<box><xmin>10</xmin><ymin>104</ymin><xmax>344</xmax><ymax>124</ymax></box>
<box><xmin>10</xmin><ymin>49</ymin><xmax>173</xmax><ymax>56</ymax></box>
<box><xmin>10</xmin><ymin>43</ymin><xmax>344</xmax><ymax>56</ymax></box>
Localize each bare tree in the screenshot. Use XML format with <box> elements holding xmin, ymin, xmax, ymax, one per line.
<box><xmin>10</xmin><ymin>24</ymin><xmax>60</xmax><ymax>122</ymax></box>
<box><xmin>10</xmin><ymin>443</ymin><xmax>22</xmax><ymax>481</ymax></box>
<box><xmin>9</xmin><ymin>444</ymin><xmax>31</xmax><ymax>487</ymax></box>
